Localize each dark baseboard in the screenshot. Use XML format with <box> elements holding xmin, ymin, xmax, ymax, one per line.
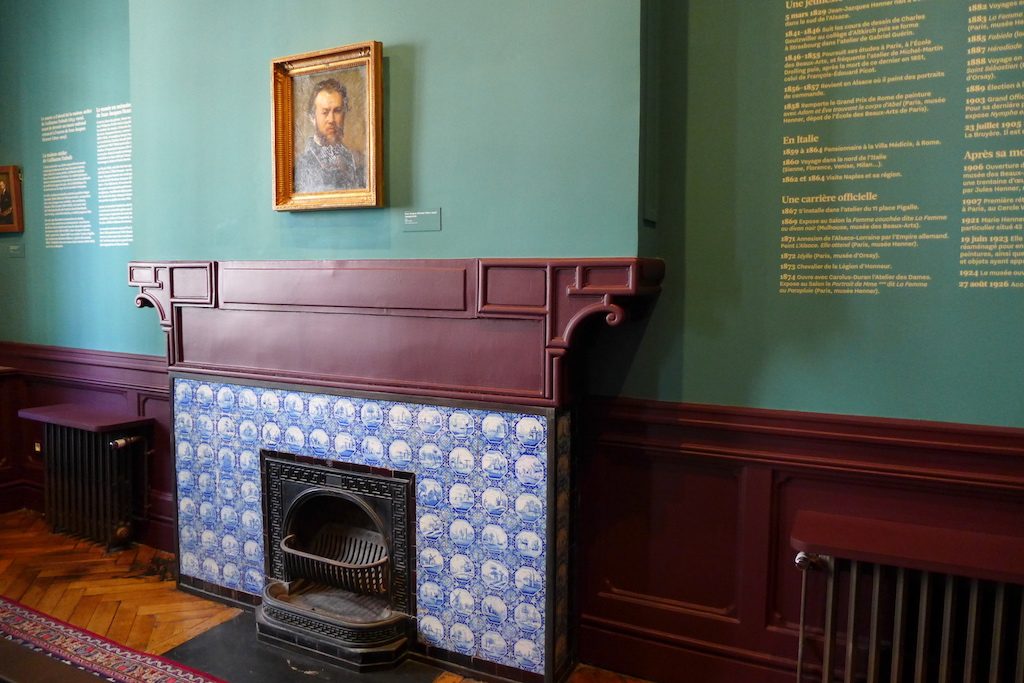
<box><xmin>0</xmin><ymin>480</ymin><xmax>42</xmax><ymax>514</ymax></box>
<box><xmin>138</xmin><ymin>514</ymin><xmax>175</xmax><ymax>554</ymax></box>
<box><xmin>178</xmin><ymin>574</ymin><xmax>261</xmax><ymax>608</ymax></box>
<box><xmin>577</xmin><ymin>624</ymin><xmax>792</xmax><ymax>683</ymax></box>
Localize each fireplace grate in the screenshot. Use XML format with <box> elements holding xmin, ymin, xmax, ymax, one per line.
<box><xmin>282</xmin><ymin>524</ymin><xmax>389</xmax><ymax>594</ymax></box>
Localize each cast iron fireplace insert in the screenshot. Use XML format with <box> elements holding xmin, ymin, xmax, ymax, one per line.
<box><xmin>256</xmin><ymin>451</ymin><xmax>415</xmax><ymax>671</ymax></box>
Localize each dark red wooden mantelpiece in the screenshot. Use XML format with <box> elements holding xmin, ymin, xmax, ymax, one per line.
<box><xmin>128</xmin><ymin>259</ymin><xmax>663</xmax><ymax>406</ymax></box>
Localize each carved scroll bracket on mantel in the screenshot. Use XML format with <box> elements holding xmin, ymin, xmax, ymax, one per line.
<box><xmin>129</xmin><ymin>262</ymin><xmax>217</xmax><ymax>332</ymax></box>
<box><xmin>128</xmin><ymin>258</ymin><xmax>663</xmax><ymax>407</ymax></box>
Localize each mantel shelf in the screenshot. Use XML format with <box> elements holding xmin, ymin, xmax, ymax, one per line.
<box><xmin>128</xmin><ymin>258</ymin><xmax>663</xmax><ymax>407</ymax></box>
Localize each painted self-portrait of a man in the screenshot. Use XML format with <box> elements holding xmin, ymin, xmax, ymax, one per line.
<box><xmin>293</xmin><ymin>68</ymin><xmax>367</xmax><ymax>193</ymax></box>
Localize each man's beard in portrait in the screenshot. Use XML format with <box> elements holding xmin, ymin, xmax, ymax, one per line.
<box><xmin>316</xmin><ymin>124</ymin><xmax>343</xmax><ymax>147</ymax></box>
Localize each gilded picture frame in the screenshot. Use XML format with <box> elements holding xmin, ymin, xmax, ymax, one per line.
<box><xmin>272</xmin><ymin>41</ymin><xmax>383</xmax><ymax>211</ymax></box>
<box><xmin>0</xmin><ymin>166</ymin><xmax>24</xmax><ymax>234</ymax></box>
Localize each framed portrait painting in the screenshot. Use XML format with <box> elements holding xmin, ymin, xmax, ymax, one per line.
<box><xmin>272</xmin><ymin>41</ymin><xmax>383</xmax><ymax>211</ymax></box>
<box><xmin>0</xmin><ymin>166</ymin><xmax>24</xmax><ymax>233</ymax></box>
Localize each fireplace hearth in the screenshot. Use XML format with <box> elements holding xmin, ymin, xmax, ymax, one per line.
<box><xmin>256</xmin><ymin>453</ymin><xmax>414</xmax><ymax>670</ymax></box>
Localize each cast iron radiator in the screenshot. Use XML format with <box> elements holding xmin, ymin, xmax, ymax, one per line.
<box><xmin>19</xmin><ymin>404</ymin><xmax>152</xmax><ymax>549</ymax></box>
<box><xmin>792</xmin><ymin>512</ymin><xmax>1024</xmax><ymax>683</ymax></box>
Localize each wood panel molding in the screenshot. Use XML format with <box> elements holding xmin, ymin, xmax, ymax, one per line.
<box><xmin>128</xmin><ymin>259</ymin><xmax>664</xmax><ymax>407</ymax></box>
<box><xmin>0</xmin><ymin>368</ymin><xmax>20</xmax><ymax>476</ymax></box>
<box><xmin>0</xmin><ymin>341</ymin><xmax>168</xmax><ymax>394</ymax></box>
<box><xmin>586</xmin><ymin>397</ymin><xmax>1024</xmax><ymax>491</ymax></box>
<box><xmin>0</xmin><ymin>342</ymin><xmax>173</xmax><ymax>551</ymax></box>
<box><xmin>578</xmin><ymin>396</ymin><xmax>1024</xmax><ymax>682</ymax></box>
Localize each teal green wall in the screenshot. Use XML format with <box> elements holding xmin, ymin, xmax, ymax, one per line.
<box><xmin>128</xmin><ymin>0</ymin><xmax>640</xmax><ymax>261</ymax></box>
<box><xmin>0</xmin><ymin>0</ymin><xmax>641</xmax><ymax>357</ymax></box>
<box><xmin>0</xmin><ymin>0</ymin><xmax>162</xmax><ymax>354</ymax></box>
<box><xmin>611</xmin><ymin>1</ymin><xmax>1024</xmax><ymax>428</ymax></box>
<box><xmin>2</xmin><ymin>1</ymin><xmax>1021</xmax><ymax>429</ymax></box>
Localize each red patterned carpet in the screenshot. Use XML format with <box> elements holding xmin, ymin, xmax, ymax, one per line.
<box><xmin>0</xmin><ymin>594</ymin><xmax>224</xmax><ymax>682</ymax></box>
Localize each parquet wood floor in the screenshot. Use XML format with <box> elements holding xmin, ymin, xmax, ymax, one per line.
<box><xmin>0</xmin><ymin>508</ymin><xmax>240</xmax><ymax>655</ymax></box>
<box><xmin>0</xmin><ymin>509</ymin><xmax>646</xmax><ymax>682</ymax></box>
<box><xmin>433</xmin><ymin>666</ymin><xmax>648</xmax><ymax>683</ymax></box>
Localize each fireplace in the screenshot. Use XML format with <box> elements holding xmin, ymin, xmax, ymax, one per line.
<box><xmin>171</xmin><ymin>376</ymin><xmax>565</xmax><ymax>676</ymax></box>
<box><xmin>256</xmin><ymin>452</ymin><xmax>414</xmax><ymax>669</ymax></box>
<box><xmin>129</xmin><ymin>258</ymin><xmax>662</xmax><ymax>682</ymax></box>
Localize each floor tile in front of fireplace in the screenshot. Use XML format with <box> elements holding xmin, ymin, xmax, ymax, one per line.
<box><xmin>165</xmin><ymin>610</ymin><xmax>652</xmax><ymax>683</ymax></box>
<box><xmin>164</xmin><ymin>609</ymin><xmax>448</xmax><ymax>682</ymax></box>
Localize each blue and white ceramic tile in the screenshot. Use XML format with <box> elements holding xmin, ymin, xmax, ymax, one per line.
<box><xmin>172</xmin><ymin>377</ymin><xmax>550</xmax><ymax>674</ymax></box>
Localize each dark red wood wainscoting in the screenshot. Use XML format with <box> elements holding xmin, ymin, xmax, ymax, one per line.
<box><xmin>2</xmin><ymin>343</ymin><xmax>1024</xmax><ymax>682</ymax></box>
<box><xmin>576</xmin><ymin>399</ymin><xmax>1024</xmax><ymax>682</ymax></box>
<box><xmin>0</xmin><ymin>342</ymin><xmax>174</xmax><ymax>551</ymax></box>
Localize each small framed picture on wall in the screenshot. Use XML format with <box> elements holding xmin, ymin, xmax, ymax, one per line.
<box><xmin>272</xmin><ymin>41</ymin><xmax>384</xmax><ymax>211</ymax></box>
<box><xmin>0</xmin><ymin>166</ymin><xmax>24</xmax><ymax>233</ymax></box>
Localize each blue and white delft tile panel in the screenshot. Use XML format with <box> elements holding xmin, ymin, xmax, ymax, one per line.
<box><xmin>172</xmin><ymin>377</ymin><xmax>551</xmax><ymax>674</ymax></box>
